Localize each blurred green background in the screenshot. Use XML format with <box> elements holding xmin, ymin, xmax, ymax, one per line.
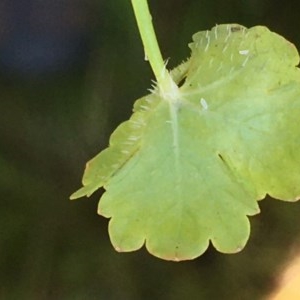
<box><xmin>1</xmin><ymin>0</ymin><xmax>300</xmax><ymax>299</ymax></box>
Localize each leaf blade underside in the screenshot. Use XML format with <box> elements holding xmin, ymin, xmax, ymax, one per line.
<box><xmin>71</xmin><ymin>24</ymin><xmax>300</xmax><ymax>261</ymax></box>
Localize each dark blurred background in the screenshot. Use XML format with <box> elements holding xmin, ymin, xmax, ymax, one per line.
<box><xmin>1</xmin><ymin>0</ymin><xmax>300</xmax><ymax>299</ymax></box>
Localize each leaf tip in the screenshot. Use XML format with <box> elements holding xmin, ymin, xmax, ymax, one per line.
<box><xmin>114</xmin><ymin>246</ymin><xmax>122</xmax><ymax>252</ymax></box>
<box><xmin>69</xmin><ymin>187</ymin><xmax>89</xmax><ymax>200</ymax></box>
<box><xmin>69</xmin><ymin>191</ymin><xmax>83</xmax><ymax>200</ymax></box>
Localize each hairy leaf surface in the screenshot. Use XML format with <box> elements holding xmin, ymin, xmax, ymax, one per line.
<box><xmin>71</xmin><ymin>24</ymin><xmax>300</xmax><ymax>261</ymax></box>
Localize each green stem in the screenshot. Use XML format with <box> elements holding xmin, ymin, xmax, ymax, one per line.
<box><xmin>131</xmin><ymin>0</ymin><xmax>178</xmax><ymax>99</ymax></box>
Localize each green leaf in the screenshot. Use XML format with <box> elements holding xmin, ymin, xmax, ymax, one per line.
<box><xmin>71</xmin><ymin>24</ymin><xmax>300</xmax><ymax>261</ymax></box>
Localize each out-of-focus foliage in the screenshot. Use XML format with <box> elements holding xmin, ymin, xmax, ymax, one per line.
<box><xmin>1</xmin><ymin>0</ymin><xmax>300</xmax><ymax>299</ymax></box>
